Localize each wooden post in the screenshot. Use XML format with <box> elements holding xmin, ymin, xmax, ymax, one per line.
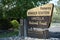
<box><xmin>20</xmin><ymin>19</ymin><xmax>24</xmax><ymax>39</ymax></box>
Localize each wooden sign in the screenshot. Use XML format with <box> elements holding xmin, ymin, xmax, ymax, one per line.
<box><xmin>27</xmin><ymin>3</ymin><xmax>54</xmax><ymax>28</ymax></box>
<box><xmin>27</xmin><ymin>4</ymin><xmax>54</xmax><ymax>38</ymax></box>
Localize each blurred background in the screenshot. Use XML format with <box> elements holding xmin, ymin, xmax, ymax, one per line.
<box><xmin>0</xmin><ymin>0</ymin><xmax>60</xmax><ymax>40</ymax></box>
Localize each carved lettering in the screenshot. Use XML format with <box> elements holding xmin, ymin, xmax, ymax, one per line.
<box><xmin>39</xmin><ymin>21</ymin><xmax>47</xmax><ymax>25</ymax></box>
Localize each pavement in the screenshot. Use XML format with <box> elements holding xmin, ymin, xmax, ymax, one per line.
<box><xmin>0</xmin><ymin>37</ymin><xmax>60</xmax><ymax>40</ymax></box>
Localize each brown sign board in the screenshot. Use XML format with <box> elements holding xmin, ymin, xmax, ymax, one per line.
<box><xmin>27</xmin><ymin>4</ymin><xmax>54</xmax><ymax>38</ymax></box>
<box><xmin>27</xmin><ymin>30</ymin><xmax>49</xmax><ymax>39</ymax></box>
<box><xmin>27</xmin><ymin>3</ymin><xmax>54</xmax><ymax>28</ymax></box>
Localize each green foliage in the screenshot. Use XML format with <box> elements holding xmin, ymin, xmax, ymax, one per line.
<box><xmin>0</xmin><ymin>0</ymin><xmax>50</xmax><ymax>30</ymax></box>
<box><xmin>0</xmin><ymin>19</ymin><xmax>12</xmax><ymax>30</ymax></box>
<box><xmin>0</xmin><ymin>8</ymin><xmax>3</xmax><ymax>18</ymax></box>
<box><xmin>52</xmin><ymin>0</ymin><xmax>60</xmax><ymax>23</ymax></box>
<box><xmin>0</xmin><ymin>31</ymin><xmax>18</xmax><ymax>38</ymax></box>
<box><xmin>11</xmin><ymin>20</ymin><xmax>19</xmax><ymax>29</ymax></box>
<box><xmin>0</xmin><ymin>0</ymin><xmax>50</xmax><ymax>19</ymax></box>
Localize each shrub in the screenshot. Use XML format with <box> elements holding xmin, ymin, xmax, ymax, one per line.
<box><xmin>11</xmin><ymin>20</ymin><xmax>19</xmax><ymax>29</ymax></box>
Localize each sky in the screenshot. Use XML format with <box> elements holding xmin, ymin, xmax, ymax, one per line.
<box><xmin>49</xmin><ymin>0</ymin><xmax>59</xmax><ymax>5</ymax></box>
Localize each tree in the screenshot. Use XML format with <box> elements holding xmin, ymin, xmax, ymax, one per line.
<box><xmin>0</xmin><ymin>0</ymin><xmax>50</xmax><ymax>19</ymax></box>
<box><xmin>0</xmin><ymin>0</ymin><xmax>50</xmax><ymax>30</ymax></box>
<box><xmin>52</xmin><ymin>0</ymin><xmax>60</xmax><ymax>23</ymax></box>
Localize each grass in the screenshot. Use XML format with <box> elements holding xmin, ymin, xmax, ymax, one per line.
<box><xmin>0</xmin><ymin>30</ymin><xmax>19</xmax><ymax>38</ymax></box>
